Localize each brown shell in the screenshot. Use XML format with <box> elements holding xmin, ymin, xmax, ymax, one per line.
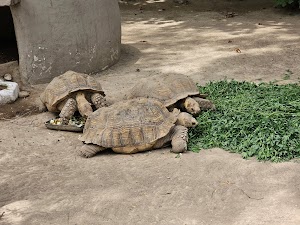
<box><xmin>40</xmin><ymin>71</ymin><xmax>104</xmax><ymax>112</ymax></box>
<box><xmin>79</xmin><ymin>98</ymin><xmax>179</xmax><ymax>148</ymax></box>
<box><xmin>126</xmin><ymin>74</ymin><xmax>203</xmax><ymax>107</ymax></box>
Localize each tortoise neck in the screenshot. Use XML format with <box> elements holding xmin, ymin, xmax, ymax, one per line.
<box><xmin>76</xmin><ymin>91</ymin><xmax>93</xmax><ymax>117</ymax></box>
<box><xmin>76</xmin><ymin>91</ymin><xmax>86</xmax><ymax>101</ymax></box>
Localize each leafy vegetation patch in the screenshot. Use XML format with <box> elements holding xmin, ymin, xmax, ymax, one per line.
<box><xmin>188</xmin><ymin>80</ymin><xmax>300</xmax><ymax>162</ymax></box>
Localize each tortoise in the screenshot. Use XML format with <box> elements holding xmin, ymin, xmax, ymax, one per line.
<box><xmin>125</xmin><ymin>73</ymin><xmax>215</xmax><ymax>116</ymax></box>
<box><xmin>78</xmin><ymin>97</ymin><xmax>198</xmax><ymax>158</ymax></box>
<box><xmin>40</xmin><ymin>71</ymin><xmax>107</xmax><ymax>123</ymax></box>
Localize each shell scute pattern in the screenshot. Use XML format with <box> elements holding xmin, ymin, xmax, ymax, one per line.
<box><xmin>40</xmin><ymin>71</ymin><xmax>104</xmax><ymax>112</ymax></box>
<box><xmin>80</xmin><ymin>98</ymin><xmax>178</xmax><ymax>148</ymax></box>
<box><xmin>126</xmin><ymin>74</ymin><xmax>200</xmax><ymax>107</ymax></box>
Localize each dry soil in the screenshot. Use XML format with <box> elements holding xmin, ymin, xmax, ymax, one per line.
<box><xmin>1</xmin><ymin>1</ymin><xmax>300</xmax><ymax>224</ymax></box>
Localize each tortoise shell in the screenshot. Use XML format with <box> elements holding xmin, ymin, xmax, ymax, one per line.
<box><xmin>79</xmin><ymin>98</ymin><xmax>179</xmax><ymax>148</ymax></box>
<box><xmin>125</xmin><ymin>74</ymin><xmax>204</xmax><ymax>107</ymax></box>
<box><xmin>40</xmin><ymin>71</ymin><xmax>104</xmax><ymax>112</ymax></box>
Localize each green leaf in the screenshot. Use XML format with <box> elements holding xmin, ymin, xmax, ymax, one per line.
<box><xmin>188</xmin><ymin>80</ymin><xmax>300</xmax><ymax>162</ymax></box>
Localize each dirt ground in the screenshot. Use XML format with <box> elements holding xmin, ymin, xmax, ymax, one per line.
<box><xmin>1</xmin><ymin>0</ymin><xmax>300</xmax><ymax>224</ymax></box>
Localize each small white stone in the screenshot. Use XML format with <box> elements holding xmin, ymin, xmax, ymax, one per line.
<box><xmin>0</xmin><ymin>81</ymin><xmax>19</xmax><ymax>104</ymax></box>
<box><xmin>4</xmin><ymin>73</ymin><xmax>12</xmax><ymax>81</ymax></box>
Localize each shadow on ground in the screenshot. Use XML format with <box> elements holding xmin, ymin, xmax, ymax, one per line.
<box><xmin>116</xmin><ymin>1</ymin><xmax>300</xmax><ymax>86</ymax></box>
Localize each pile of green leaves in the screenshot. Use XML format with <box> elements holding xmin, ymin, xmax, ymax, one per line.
<box><xmin>188</xmin><ymin>80</ymin><xmax>300</xmax><ymax>162</ymax></box>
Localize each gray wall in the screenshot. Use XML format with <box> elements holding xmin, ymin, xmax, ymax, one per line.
<box><xmin>9</xmin><ymin>0</ymin><xmax>121</xmax><ymax>84</ymax></box>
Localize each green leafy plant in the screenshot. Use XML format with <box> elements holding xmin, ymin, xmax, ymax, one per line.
<box><xmin>188</xmin><ymin>80</ymin><xmax>300</xmax><ymax>162</ymax></box>
<box><xmin>275</xmin><ymin>0</ymin><xmax>300</xmax><ymax>8</ymax></box>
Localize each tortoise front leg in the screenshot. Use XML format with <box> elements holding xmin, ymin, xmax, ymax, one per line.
<box><xmin>91</xmin><ymin>93</ymin><xmax>108</xmax><ymax>109</ymax></box>
<box><xmin>78</xmin><ymin>144</ymin><xmax>106</xmax><ymax>158</ymax></box>
<box><xmin>170</xmin><ymin>125</ymin><xmax>188</xmax><ymax>153</ymax></box>
<box><xmin>153</xmin><ymin>125</ymin><xmax>188</xmax><ymax>153</ymax></box>
<box><xmin>76</xmin><ymin>92</ymin><xmax>93</xmax><ymax>117</ymax></box>
<box><xmin>58</xmin><ymin>98</ymin><xmax>77</xmax><ymax>124</ymax></box>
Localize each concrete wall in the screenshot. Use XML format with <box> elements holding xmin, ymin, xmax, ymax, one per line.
<box><xmin>8</xmin><ymin>0</ymin><xmax>121</xmax><ymax>84</ymax></box>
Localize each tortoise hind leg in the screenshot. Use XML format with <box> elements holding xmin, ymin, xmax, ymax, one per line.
<box><xmin>58</xmin><ymin>98</ymin><xmax>77</xmax><ymax>124</ymax></box>
<box><xmin>78</xmin><ymin>144</ymin><xmax>106</xmax><ymax>158</ymax></box>
<box><xmin>91</xmin><ymin>93</ymin><xmax>108</xmax><ymax>109</ymax></box>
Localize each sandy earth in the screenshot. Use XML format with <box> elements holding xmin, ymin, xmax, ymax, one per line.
<box><xmin>1</xmin><ymin>0</ymin><xmax>300</xmax><ymax>224</ymax></box>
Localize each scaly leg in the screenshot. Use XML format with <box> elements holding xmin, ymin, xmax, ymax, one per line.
<box><xmin>58</xmin><ymin>98</ymin><xmax>77</xmax><ymax>124</ymax></box>
<box><xmin>91</xmin><ymin>93</ymin><xmax>108</xmax><ymax>109</ymax></box>
<box><xmin>78</xmin><ymin>144</ymin><xmax>106</xmax><ymax>158</ymax></box>
<box><xmin>170</xmin><ymin>125</ymin><xmax>188</xmax><ymax>153</ymax></box>
<box><xmin>153</xmin><ymin>125</ymin><xmax>188</xmax><ymax>153</ymax></box>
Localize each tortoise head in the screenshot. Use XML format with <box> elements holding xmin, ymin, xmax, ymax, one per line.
<box><xmin>184</xmin><ymin>97</ymin><xmax>201</xmax><ymax>116</ymax></box>
<box><xmin>177</xmin><ymin>112</ymin><xmax>198</xmax><ymax>128</ymax></box>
